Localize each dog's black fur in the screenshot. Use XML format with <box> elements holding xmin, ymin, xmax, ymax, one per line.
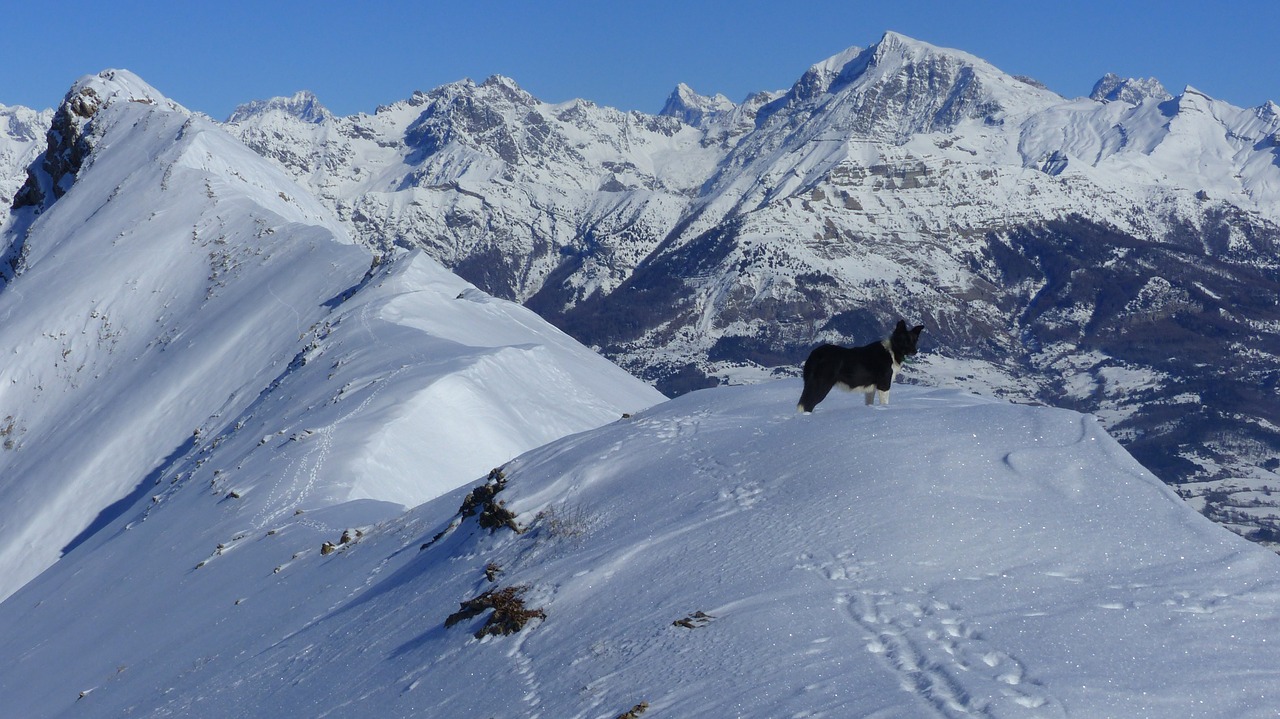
<box><xmin>797</xmin><ymin>320</ymin><xmax>924</xmax><ymax>413</ymax></box>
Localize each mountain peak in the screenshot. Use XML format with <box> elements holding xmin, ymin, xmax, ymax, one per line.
<box><xmin>758</xmin><ymin>31</ymin><xmax>1057</xmax><ymax>142</ymax></box>
<box><xmin>226</xmin><ymin>90</ymin><xmax>332</xmax><ymax>124</ymax></box>
<box><xmin>479</xmin><ymin>74</ymin><xmax>520</xmax><ymax>89</ymax></box>
<box><xmin>1090</xmin><ymin>73</ymin><xmax>1171</xmax><ymax>104</ymax></box>
<box><xmin>70</xmin><ymin>69</ymin><xmax>174</xmax><ymax>110</ymax></box>
<box><xmin>12</xmin><ymin>69</ymin><xmax>180</xmax><ymax>212</ymax></box>
<box><xmin>874</xmin><ymin>30</ymin><xmax>936</xmax><ymax>58</ymax></box>
<box><xmin>477</xmin><ymin>74</ymin><xmax>537</xmax><ymax>106</ymax></box>
<box><xmin>659</xmin><ymin>83</ymin><xmax>735</xmax><ymax>125</ymax></box>
<box><xmin>1174</xmin><ymin>85</ymin><xmax>1216</xmax><ymax>112</ymax></box>
<box><xmin>866</xmin><ymin>30</ymin><xmax>986</xmax><ymax>69</ymax></box>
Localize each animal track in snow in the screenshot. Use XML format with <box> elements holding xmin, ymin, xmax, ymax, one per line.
<box><xmin>795</xmin><ymin>550</ymin><xmax>872</xmax><ymax>582</ymax></box>
<box><xmin>720</xmin><ymin>481</ymin><xmax>764</xmax><ymax>510</ymax></box>
<box><xmin>841</xmin><ymin>590</ymin><xmax>1064</xmax><ymax>717</ymax></box>
<box><xmin>1165</xmin><ymin>588</ymin><xmax>1231</xmax><ymax>615</ymax></box>
<box><xmin>798</xmin><ymin>553</ymin><xmax>1062</xmax><ymax>717</ymax></box>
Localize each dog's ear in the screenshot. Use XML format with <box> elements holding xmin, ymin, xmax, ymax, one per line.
<box><xmin>911</xmin><ymin>324</ymin><xmax>924</xmax><ymax>337</ymax></box>
<box><xmin>895</xmin><ymin>319</ymin><xmax>907</xmax><ymax>332</ymax></box>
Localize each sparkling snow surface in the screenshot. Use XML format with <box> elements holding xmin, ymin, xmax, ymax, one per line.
<box><xmin>3</xmin><ymin>384</ymin><xmax>1280</xmax><ymax>718</ymax></box>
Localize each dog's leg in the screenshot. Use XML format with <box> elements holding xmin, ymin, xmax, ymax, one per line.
<box><xmin>864</xmin><ymin>391</ymin><xmax>875</xmax><ymax>406</ymax></box>
<box><xmin>877</xmin><ymin>389</ymin><xmax>890</xmax><ymax>405</ymax></box>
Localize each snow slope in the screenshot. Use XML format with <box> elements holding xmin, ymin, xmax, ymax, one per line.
<box><xmin>3</xmin><ymin>382</ymin><xmax>1279</xmax><ymax>718</ymax></box>
<box><xmin>0</xmin><ymin>70</ymin><xmax>662</xmax><ymax>600</ymax></box>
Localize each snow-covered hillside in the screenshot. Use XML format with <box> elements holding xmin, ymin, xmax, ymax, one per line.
<box><xmin>4</xmin><ymin>382</ymin><xmax>1280</xmax><ymax>718</ymax></box>
<box><xmin>0</xmin><ymin>70</ymin><xmax>661</xmax><ymax>600</ymax></box>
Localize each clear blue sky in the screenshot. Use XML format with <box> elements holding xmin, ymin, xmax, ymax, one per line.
<box><xmin>3</xmin><ymin>1</ymin><xmax>1277</xmax><ymax>119</ymax></box>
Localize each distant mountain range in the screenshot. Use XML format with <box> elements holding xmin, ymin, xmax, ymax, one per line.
<box><xmin>4</xmin><ymin>33</ymin><xmax>1279</xmax><ymax>545</ymax></box>
<box><xmin>212</xmin><ymin>32</ymin><xmax>1280</xmax><ymax>543</ymax></box>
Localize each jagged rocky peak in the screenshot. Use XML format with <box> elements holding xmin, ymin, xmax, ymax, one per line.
<box><xmin>1090</xmin><ymin>73</ymin><xmax>1172</xmax><ymax>104</ymax></box>
<box><xmin>402</xmin><ymin>76</ymin><xmax>538</xmax><ymax>163</ymax></box>
<box><xmin>1259</xmin><ymin>100</ymin><xmax>1280</xmax><ymax>126</ymax></box>
<box><xmin>411</xmin><ymin>74</ymin><xmax>538</xmax><ymax>124</ymax></box>
<box><xmin>226</xmin><ymin>90</ymin><xmax>332</xmax><ymax>124</ymax></box>
<box><xmin>13</xmin><ymin>69</ymin><xmax>175</xmax><ymax>211</ymax></box>
<box><xmin>1</xmin><ymin>103</ymin><xmax>49</xmax><ymax>140</ymax></box>
<box><xmin>758</xmin><ymin>31</ymin><xmax>1056</xmax><ymax>141</ymax></box>
<box><xmin>659</xmin><ymin>83</ymin><xmax>736</xmax><ymax>126</ymax></box>
<box><xmin>477</xmin><ymin>74</ymin><xmax>537</xmax><ymax>106</ymax></box>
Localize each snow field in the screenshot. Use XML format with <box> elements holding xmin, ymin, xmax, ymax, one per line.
<box><xmin>9</xmin><ymin>383</ymin><xmax>1279</xmax><ymax>717</ymax></box>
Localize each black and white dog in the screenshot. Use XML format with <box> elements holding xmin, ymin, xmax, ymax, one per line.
<box><xmin>797</xmin><ymin>320</ymin><xmax>924</xmax><ymax>413</ymax></box>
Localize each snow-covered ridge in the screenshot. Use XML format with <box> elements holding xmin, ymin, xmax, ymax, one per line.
<box><xmin>0</xmin><ymin>72</ymin><xmax>373</xmax><ymax>597</ymax></box>
<box><xmin>4</xmin><ymin>383</ymin><xmax>1280</xmax><ymax>717</ymax></box>
<box><xmin>0</xmin><ymin>71</ymin><xmax>662</xmax><ymax>601</ymax></box>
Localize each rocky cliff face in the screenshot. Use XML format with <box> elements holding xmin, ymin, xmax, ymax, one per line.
<box><xmin>10</xmin><ymin>83</ymin><xmax>101</xmax><ymax>211</ymax></box>
<box><xmin>220</xmin><ymin>33</ymin><xmax>1280</xmax><ymax>543</ymax></box>
<box><xmin>11</xmin><ymin>70</ymin><xmax>176</xmax><ymax>215</ymax></box>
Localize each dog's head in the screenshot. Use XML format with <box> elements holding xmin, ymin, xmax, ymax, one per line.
<box><xmin>891</xmin><ymin>320</ymin><xmax>924</xmax><ymax>360</ymax></box>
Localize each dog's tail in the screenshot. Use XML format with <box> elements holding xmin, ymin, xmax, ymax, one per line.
<box><xmin>797</xmin><ymin>351</ymin><xmax>818</xmax><ymax>413</ymax></box>
<box><xmin>796</xmin><ymin>384</ymin><xmax>820</xmax><ymax>414</ymax></box>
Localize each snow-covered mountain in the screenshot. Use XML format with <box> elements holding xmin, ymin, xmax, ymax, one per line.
<box><xmin>4</xmin><ymin>52</ymin><xmax>1280</xmax><ymax>719</ymax></box>
<box><xmin>222</xmin><ymin>32</ymin><xmax>1280</xmax><ymax>544</ymax></box>
<box><xmin>4</xmin><ymin>380</ymin><xmax>1280</xmax><ymax>718</ymax></box>
<box><xmin>0</xmin><ymin>70</ymin><xmax>661</xmax><ymax>600</ymax></box>
<box><xmin>0</xmin><ymin>101</ymin><xmax>51</xmax><ymax>219</ymax></box>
